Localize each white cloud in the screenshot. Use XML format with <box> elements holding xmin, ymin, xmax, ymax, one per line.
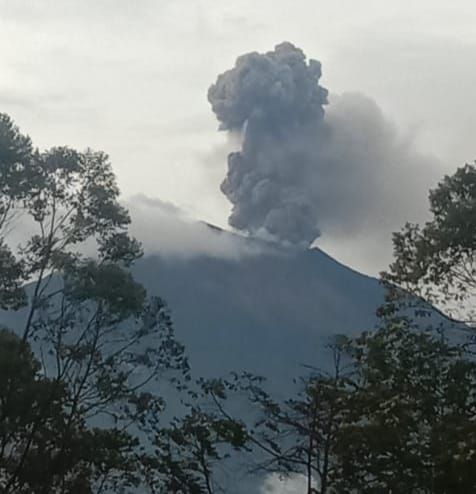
<box><xmin>260</xmin><ymin>473</ymin><xmax>311</xmax><ymax>494</ymax></box>
<box><xmin>126</xmin><ymin>195</ymin><xmax>263</xmax><ymax>260</ymax></box>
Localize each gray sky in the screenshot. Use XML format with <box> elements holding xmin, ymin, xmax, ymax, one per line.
<box><xmin>2</xmin><ymin>0</ymin><xmax>476</xmax><ymax>275</ymax></box>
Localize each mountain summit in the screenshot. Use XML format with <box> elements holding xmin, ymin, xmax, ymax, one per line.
<box><xmin>133</xmin><ymin>224</ymin><xmax>383</xmax><ymax>390</ymax></box>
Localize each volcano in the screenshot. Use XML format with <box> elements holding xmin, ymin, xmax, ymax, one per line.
<box><xmin>132</xmin><ymin>223</ymin><xmax>383</xmax><ymax>392</ymax></box>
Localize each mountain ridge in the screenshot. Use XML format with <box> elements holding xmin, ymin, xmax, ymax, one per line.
<box><xmin>132</xmin><ymin>226</ymin><xmax>383</xmax><ymax>389</ymax></box>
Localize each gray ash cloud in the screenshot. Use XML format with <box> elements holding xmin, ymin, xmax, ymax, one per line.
<box><xmin>208</xmin><ymin>42</ymin><xmax>328</xmax><ymax>246</ymax></box>
<box><xmin>208</xmin><ymin>42</ymin><xmax>437</xmax><ymax>248</ymax></box>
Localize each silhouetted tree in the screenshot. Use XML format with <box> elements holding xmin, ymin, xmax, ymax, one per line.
<box><xmin>0</xmin><ymin>113</ymin><xmax>191</xmax><ymax>493</ymax></box>
<box><xmin>333</xmin><ymin>321</ymin><xmax>476</xmax><ymax>493</ymax></box>
<box><xmin>198</xmin><ymin>340</ymin><xmax>351</xmax><ymax>494</ymax></box>
<box><xmin>384</xmin><ymin>162</ymin><xmax>476</xmax><ymax>324</ymax></box>
<box><xmin>140</xmin><ymin>406</ymin><xmax>247</xmax><ymax>493</ymax></box>
<box><xmin>0</xmin><ymin>328</ymin><xmax>139</xmax><ymax>493</ymax></box>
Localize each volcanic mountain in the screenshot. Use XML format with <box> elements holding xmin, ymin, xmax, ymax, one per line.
<box><xmin>132</xmin><ymin>221</ymin><xmax>383</xmax><ymax>392</ymax></box>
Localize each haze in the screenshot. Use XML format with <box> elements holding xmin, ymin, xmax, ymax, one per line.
<box><xmin>2</xmin><ymin>0</ymin><xmax>475</xmax><ymax>274</ymax></box>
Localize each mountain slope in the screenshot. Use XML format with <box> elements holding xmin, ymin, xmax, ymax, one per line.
<box><xmin>133</xmin><ymin>228</ymin><xmax>383</xmax><ymax>390</ymax></box>
<box><xmin>0</xmin><ymin>222</ymin><xmax>384</xmax><ymax>493</ymax></box>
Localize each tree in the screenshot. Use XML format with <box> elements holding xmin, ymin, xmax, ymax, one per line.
<box><xmin>210</xmin><ymin>323</ymin><xmax>476</xmax><ymax>494</ymax></box>
<box><xmin>331</xmin><ymin>162</ymin><xmax>476</xmax><ymax>492</ymax></box>
<box><xmin>331</xmin><ymin>318</ymin><xmax>476</xmax><ymax>494</ymax></box>
<box><xmin>0</xmin><ymin>328</ymin><xmax>139</xmax><ymax>493</ymax></box>
<box><xmin>383</xmin><ymin>162</ymin><xmax>476</xmax><ymax>324</ymax></box>
<box><xmin>0</xmin><ymin>113</ymin><xmax>190</xmax><ymax>493</ymax></box>
<box><xmin>142</xmin><ymin>406</ymin><xmax>248</xmax><ymax>494</ymax></box>
<box><xmin>197</xmin><ymin>339</ymin><xmax>351</xmax><ymax>494</ymax></box>
<box><xmin>0</xmin><ymin>113</ymin><xmax>34</xmax><ymax>311</ymax></box>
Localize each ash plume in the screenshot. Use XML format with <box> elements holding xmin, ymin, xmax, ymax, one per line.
<box><xmin>208</xmin><ymin>42</ymin><xmax>438</xmax><ymax>249</ymax></box>
<box><xmin>208</xmin><ymin>42</ymin><xmax>328</xmax><ymax>246</ymax></box>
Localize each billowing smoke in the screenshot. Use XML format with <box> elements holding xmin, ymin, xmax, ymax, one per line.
<box><xmin>208</xmin><ymin>42</ymin><xmax>439</xmax><ymax>250</ymax></box>
<box><xmin>208</xmin><ymin>42</ymin><xmax>328</xmax><ymax>246</ymax></box>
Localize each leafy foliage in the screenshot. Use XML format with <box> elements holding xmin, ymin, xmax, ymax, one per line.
<box><xmin>333</xmin><ymin>321</ymin><xmax>476</xmax><ymax>493</ymax></box>
<box><xmin>0</xmin><ymin>113</ymin><xmax>196</xmax><ymax>493</ymax></box>
<box><xmin>384</xmin><ymin>163</ymin><xmax>476</xmax><ymax>321</ymax></box>
<box><xmin>0</xmin><ymin>329</ymin><xmax>140</xmax><ymax>493</ymax></box>
<box><xmin>142</xmin><ymin>407</ymin><xmax>248</xmax><ymax>494</ymax></box>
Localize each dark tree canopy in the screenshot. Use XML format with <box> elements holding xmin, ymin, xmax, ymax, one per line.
<box><xmin>384</xmin><ymin>163</ymin><xmax>476</xmax><ymax>322</ymax></box>
<box><xmin>0</xmin><ymin>113</ymin><xmax>194</xmax><ymax>493</ymax></box>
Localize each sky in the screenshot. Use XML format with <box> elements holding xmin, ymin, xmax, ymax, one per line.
<box><xmin>1</xmin><ymin>0</ymin><xmax>476</xmax><ymax>275</ymax></box>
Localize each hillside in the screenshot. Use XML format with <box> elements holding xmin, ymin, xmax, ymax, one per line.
<box><xmin>133</xmin><ymin>225</ymin><xmax>383</xmax><ymax>392</ymax></box>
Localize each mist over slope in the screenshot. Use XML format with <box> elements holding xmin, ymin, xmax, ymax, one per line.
<box><xmin>132</xmin><ymin>222</ymin><xmax>383</xmax><ymax>391</ymax></box>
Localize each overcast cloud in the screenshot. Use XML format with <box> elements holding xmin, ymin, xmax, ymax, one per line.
<box><xmin>1</xmin><ymin>0</ymin><xmax>475</xmax><ymax>274</ymax></box>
